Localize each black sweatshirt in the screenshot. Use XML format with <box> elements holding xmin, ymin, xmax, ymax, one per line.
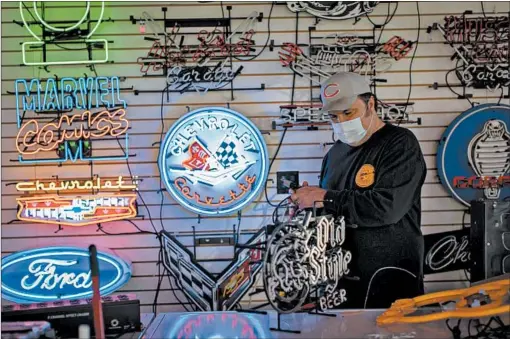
<box><xmin>319</xmin><ymin>123</ymin><xmax>427</xmax><ymax>308</ymax></box>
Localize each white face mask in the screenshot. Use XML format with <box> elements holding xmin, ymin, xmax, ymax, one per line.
<box><xmin>332</xmin><ymin>110</ymin><xmax>373</xmax><ymax>145</ymax></box>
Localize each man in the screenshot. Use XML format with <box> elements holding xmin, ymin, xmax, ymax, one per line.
<box><xmin>291</xmin><ymin>72</ymin><xmax>427</xmax><ymax>309</ymax></box>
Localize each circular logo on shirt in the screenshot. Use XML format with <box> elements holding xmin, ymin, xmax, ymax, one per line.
<box><xmin>355</xmin><ymin>164</ymin><xmax>375</xmax><ymax>188</ymax></box>
<box><xmin>158</xmin><ymin>107</ymin><xmax>269</xmax><ymax>216</ymax></box>
<box><xmin>437</xmin><ymin>104</ymin><xmax>510</xmax><ymax>206</ymax></box>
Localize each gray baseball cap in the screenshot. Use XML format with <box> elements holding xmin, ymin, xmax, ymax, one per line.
<box><xmin>320</xmin><ymin>72</ymin><xmax>371</xmax><ymax>112</ymax></box>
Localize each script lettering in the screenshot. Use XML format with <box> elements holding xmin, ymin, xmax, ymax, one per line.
<box><xmin>16</xmin><ymin>176</ymin><xmax>137</xmax><ymax>193</ymax></box>
<box><xmin>265</xmin><ymin>214</ymin><xmax>351</xmax><ymax>313</ymax></box>
<box><xmin>425</xmin><ymin>235</ymin><xmax>470</xmax><ymax>271</ymax></box>
<box><xmin>166</xmin><ymin>62</ymin><xmax>240</xmax><ymax>93</ymax></box>
<box><xmin>16</xmin><ymin>109</ymin><xmax>129</xmax><ymax>156</ymax></box>
<box><xmin>21</xmin><ymin>259</ymin><xmax>92</xmax><ymax>291</ymax></box>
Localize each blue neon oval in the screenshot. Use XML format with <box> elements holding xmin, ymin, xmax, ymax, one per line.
<box><xmin>436</xmin><ymin>103</ymin><xmax>510</xmax><ymax>206</ymax></box>
<box><xmin>1</xmin><ymin>246</ymin><xmax>131</xmax><ymax>304</ymax></box>
<box><xmin>158</xmin><ymin>107</ymin><xmax>269</xmax><ymax>216</ymax></box>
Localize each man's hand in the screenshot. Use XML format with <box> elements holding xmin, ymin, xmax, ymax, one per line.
<box><xmin>290</xmin><ymin>181</ymin><xmax>328</xmax><ymax>210</ymax></box>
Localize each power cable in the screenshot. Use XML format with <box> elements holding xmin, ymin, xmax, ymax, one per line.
<box><xmin>264</xmin><ymin>127</ymin><xmax>287</xmax><ymax>207</ymax></box>
<box><xmin>233</xmin><ymin>2</ymin><xmax>275</xmax><ymax>61</ymax></box>
<box><xmin>402</xmin><ymin>2</ymin><xmax>420</xmax><ymax>115</ymax></box>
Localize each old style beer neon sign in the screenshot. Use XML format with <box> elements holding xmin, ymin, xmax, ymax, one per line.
<box><xmin>437</xmin><ymin>104</ymin><xmax>510</xmax><ymax>206</ymax></box>
<box><xmin>16</xmin><ymin>176</ymin><xmax>138</xmax><ymax>227</ymax></box>
<box><xmin>158</xmin><ymin>107</ymin><xmax>269</xmax><ymax>216</ymax></box>
<box><xmin>14</xmin><ymin>77</ymin><xmax>129</xmax><ymax>164</ymax></box>
<box><xmin>1</xmin><ymin>246</ymin><xmax>131</xmax><ymax>304</ymax></box>
<box><xmin>263</xmin><ymin>213</ymin><xmax>351</xmax><ymax>313</ymax></box>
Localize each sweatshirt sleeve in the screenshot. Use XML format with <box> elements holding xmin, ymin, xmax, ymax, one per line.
<box><xmin>322</xmin><ymin>130</ymin><xmax>426</xmax><ymax>227</ymax></box>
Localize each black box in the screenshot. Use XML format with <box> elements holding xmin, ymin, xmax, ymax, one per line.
<box><xmin>1</xmin><ymin>294</ymin><xmax>141</xmax><ymax>338</ymax></box>
<box><xmin>470</xmin><ymin>200</ymin><xmax>510</xmax><ymax>283</ymax></box>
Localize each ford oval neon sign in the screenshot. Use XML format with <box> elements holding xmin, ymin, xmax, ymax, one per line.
<box><xmin>158</xmin><ymin>107</ymin><xmax>269</xmax><ymax>216</ymax></box>
<box><xmin>1</xmin><ymin>246</ymin><xmax>131</xmax><ymax>304</ymax></box>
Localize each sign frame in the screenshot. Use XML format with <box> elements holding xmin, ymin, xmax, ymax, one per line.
<box><xmin>1</xmin><ymin>246</ymin><xmax>132</xmax><ymax>304</ymax></box>
<box><xmin>161</xmin><ymin>228</ymin><xmax>266</xmax><ymax>311</ymax></box>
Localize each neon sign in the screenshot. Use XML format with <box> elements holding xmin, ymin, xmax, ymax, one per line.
<box><xmin>14</xmin><ymin>77</ymin><xmax>129</xmax><ymax>164</ymax></box>
<box><xmin>162</xmin><ymin>229</ymin><xmax>265</xmax><ymax>311</ymax></box>
<box><xmin>166</xmin><ymin>61</ymin><xmax>242</xmax><ymax>94</ymax></box>
<box><xmin>286</xmin><ymin>1</ymin><xmax>378</xmax><ymax>20</ymax></box>
<box><xmin>1</xmin><ymin>246</ymin><xmax>131</xmax><ymax>304</ymax></box>
<box><xmin>16</xmin><ymin>176</ymin><xmax>138</xmax><ymax>227</ymax></box>
<box><xmin>158</xmin><ymin>107</ymin><xmax>269</xmax><ymax>216</ymax></box>
<box><xmin>263</xmin><ymin>212</ymin><xmax>351</xmax><ymax>313</ymax></box>
<box><xmin>19</xmin><ymin>1</ymin><xmax>108</xmax><ymax>66</ymax></box>
<box><xmin>165</xmin><ymin>312</ymin><xmax>271</xmax><ymax>339</ymax></box>
<box><xmin>15</xmin><ymin>77</ymin><xmax>126</xmax><ymax>121</ymax></box>
<box><xmin>434</xmin><ymin>15</ymin><xmax>509</xmax><ymax>90</ymax></box>
<box><xmin>380</xmin><ymin>36</ymin><xmax>414</xmax><ymax>61</ymax></box>
<box><xmin>137</xmin><ymin>11</ymin><xmax>258</xmax><ymax>76</ymax></box>
<box><xmin>437</xmin><ymin>104</ymin><xmax>510</xmax><ymax>206</ymax></box>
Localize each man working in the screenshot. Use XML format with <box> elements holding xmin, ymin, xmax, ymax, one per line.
<box><xmin>291</xmin><ymin>72</ymin><xmax>427</xmax><ymax>309</ymax></box>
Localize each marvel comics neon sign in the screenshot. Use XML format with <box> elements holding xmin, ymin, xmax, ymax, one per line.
<box><xmin>1</xmin><ymin>246</ymin><xmax>131</xmax><ymax>304</ymax></box>
<box><xmin>158</xmin><ymin>107</ymin><xmax>269</xmax><ymax>216</ymax></box>
<box><xmin>14</xmin><ymin>77</ymin><xmax>129</xmax><ymax>164</ymax></box>
<box><xmin>16</xmin><ymin>176</ymin><xmax>138</xmax><ymax>226</ymax></box>
<box><xmin>437</xmin><ymin>104</ymin><xmax>510</xmax><ymax>206</ymax></box>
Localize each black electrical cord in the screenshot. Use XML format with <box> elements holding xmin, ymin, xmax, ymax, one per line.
<box><xmin>365</xmin><ymin>2</ymin><xmax>398</xmax><ymax>32</ymax></box>
<box><xmin>165</xmin><ymin>268</ymin><xmax>193</xmax><ymax>312</ymax></box>
<box><xmin>151</xmin><ymin>237</ymin><xmax>164</xmax><ymax>315</ymax></box>
<box><xmin>461</xmin><ymin>209</ymin><xmax>471</xmax><ymax>282</ymax></box>
<box><xmin>372</xmin><ymin>2</ymin><xmax>399</xmax><ymax>46</ymax></box>
<box><xmin>272</xmin><ymin>195</ymin><xmax>292</xmax><ymax>224</ymax></box>
<box><xmin>403</xmin><ymin>2</ymin><xmax>420</xmax><ymax>115</ymax></box>
<box><xmin>233</xmin><ymin>2</ymin><xmax>275</xmax><ymax>61</ymax></box>
<box><xmin>497</xmin><ymin>86</ymin><xmax>504</xmax><ymax>104</ymax></box>
<box><xmin>445</xmin><ymin>66</ymin><xmax>474</xmax><ymax>106</ymax></box>
<box><xmin>96</xmin><ymin>224</ymin><xmax>157</xmax><ymax>236</ymax></box>
<box><xmin>481</xmin><ymin>2</ymin><xmax>487</xmax><ymax>18</ymax></box>
<box><xmin>52</xmin><ymin>43</ymin><xmax>90</xmax><ymax>51</ymax></box>
<box><xmin>158</xmin><ymin>84</ymin><xmax>171</xmax><ymax>232</ymax></box>
<box><xmin>89</xmin><ymin>66</ymin><xmax>160</xmax><ymax>235</ymax></box>
<box><xmin>264</xmin><ymin>127</ymin><xmax>288</xmax><ymax>207</ymax></box>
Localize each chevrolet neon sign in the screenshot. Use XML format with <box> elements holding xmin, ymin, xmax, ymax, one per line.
<box><xmin>16</xmin><ymin>176</ymin><xmax>138</xmax><ymax>227</ymax></box>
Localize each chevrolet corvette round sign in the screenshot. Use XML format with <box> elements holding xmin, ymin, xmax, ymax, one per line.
<box><xmin>158</xmin><ymin>107</ymin><xmax>269</xmax><ymax>216</ymax></box>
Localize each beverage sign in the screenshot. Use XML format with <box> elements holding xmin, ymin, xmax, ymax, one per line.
<box><xmin>16</xmin><ymin>176</ymin><xmax>138</xmax><ymax>227</ymax></box>
<box><xmin>1</xmin><ymin>247</ymin><xmax>131</xmax><ymax>304</ymax></box>
<box><xmin>158</xmin><ymin>107</ymin><xmax>269</xmax><ymax>216</ymax></box>
<box><xmin>437</xmin><ymin>104</ymin><xmax>510</xmax><ymax>206</ymax></box>
<box><xmin>263</xmin><ymin>213</ymin><xmax>351</xmax><ymax>313</ymax></box>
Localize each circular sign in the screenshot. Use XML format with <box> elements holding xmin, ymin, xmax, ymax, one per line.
<box><xmin>158</xmin><ymin>107</ymin><xmax>269</xmax><ymax>216</ymax></box>
<box><xmin>166</xmin><ymin>312</ymin><xmax>271</xmax><ymax>339</ymax></box>
<box><xmin>437</xmin><ymin>104</ymin><xmax>510</xmax><ymax>206</ymax></box>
